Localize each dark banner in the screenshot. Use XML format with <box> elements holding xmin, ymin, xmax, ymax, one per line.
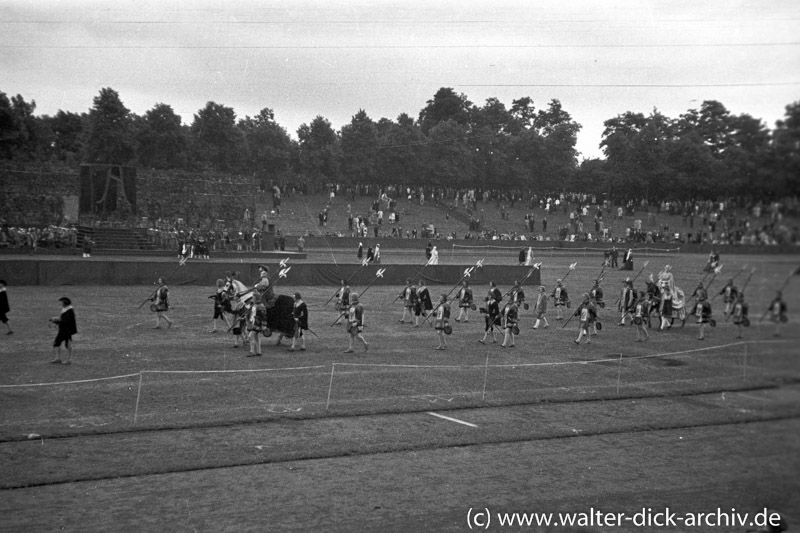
<box><xmin>79</xmin><ymin>165</ymin><xmax>137</xmax><ymax>215</ymax></box>
<box><xmin>0</xmin><ymin>260</ymin><xmax>540</xmax><ymax>289</ymax></box>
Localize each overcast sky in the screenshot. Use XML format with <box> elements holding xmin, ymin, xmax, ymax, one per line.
<box><xmin>2</xmin><ymin>0</ymin><xmax>799</xmax><ymax>160</ymax></box>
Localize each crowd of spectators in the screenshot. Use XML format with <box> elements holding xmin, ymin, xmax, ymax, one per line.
<box><xmin>2</xmin><ymin>165</ymin><xmax>798</xmax><ymax>248</ymax></box>
<box><xmin>0</xmin><ymin>222</ymin><xmax>78</xmax><ymax>251</ymax></box>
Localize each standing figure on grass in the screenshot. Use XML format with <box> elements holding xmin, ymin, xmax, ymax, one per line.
<box><xmin>50</xmin><ymin>297</ymin><xmax>77</xmax><ymax>365</ymax></box>
<box><xmin>245</xmin><ymin>293</ymin><xmax>265</xmax><ymax>357</ymax></box>
<box><xmin>398</xmin><ymin>279</ymin><xmax>416</xmax><ymax>324</ymax></box>
<box><xmin>767</xmin><ymin>291</ymin><xmax>787</xmax><ymax>337</ymax></box>
<box><xmin>151</xmin><ymin>278</ymin><xmax>172</xmax><ymax>329</ymax></box>
<box><xmin>0</xmin><ymin>280</ymin><xmax>12</xmax><ymax>335</ymax></box>
<box><xmin>550</xmin><ymin>279</ymin><xmax>569</xmax><ymax>320</ymax></box>
<box><xmin>509</xmin><ymin>281</ymin><xmax>526</xmax><ymax>312</ymax></box>
<box><xmin>659</xmin><ymin>286</ymin><xmax>674</xmax><ymax>331</ymax></box>
<box><xmin>618</xmin><ymin>278</ymin><xmax>636</xmax><ymax>326</ymax></box>
<box><xmin>731</xmin><ymin>292</ymin><xmax>749</xmax><ymax>339</ymax></box>
<box><xmin>357</xmin><ymin>242</ymin><xmax>363</xmax><ymax>260</ymax></box>
<box><xmin>719</xmin><ymin>278</ymin><xmax>739</xmax><ymax>318</ymax></box>
<box><xmin>692</xmin><ymin>292</ymin><xmax>713</xmax><ymax>340</ymax></box>
<box><xmin>532</xmin><ymin>286</ymin><xmax>549</xmax><ymax>329</ymax></box>
<box><xmin>455</xmin><ymin>280</ymin><xmax>473</xmax><ymax>323</ymax></box>
<box><xmin>633</xmin><ymin>291</ymin><xmax>650</xmax><ymax>342</ymax></box>
<box><xmin>413</xmin><ymin>279</ymin><xmax>433</xmax><ymax>327</ymax></box>
<box><xmin>344</xmin><ymin>294</ymin><xmax>369</xmax><ymax>353</ymax></box>
<box><xmin>209</xmin><ymin>279</ymin><xmax>231</xmax><ymax>332</ymax></box>
<box><xmin>573</xmin><ymin>293</ymin><xmax>597</xmax><ymax>345</ymax></box>
<box><xmin>501</xmin><ymin>301</ymin><xmax>518</xmax><ymax>348</ymax></box>
<box><xmin>289</xmin><ymin>292</ymin><xmax>308</xmax><ymax>352</ymax></box>
<box><xmin>336</xmin><ymin>280</ymin><xmax>351</xmax><ymax>312</ymax></box>
<box><xmin>479</xmin><ymin>286</ymin><xmax>501</xmax><ymax>345</ymax></box>
<box><xmin>433</xmin><ymin>294</ymin><xmax>451</xmax><ymax>351</ymax></box>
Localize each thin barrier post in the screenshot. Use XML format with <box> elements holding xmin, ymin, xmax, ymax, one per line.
<box><xmin>616</xmin><ymin>352</ymin><xmax>623</xmax><ymax>395</ymax></box>
<box><xmin>326</xmin><ymin>363</ymin><xmax>336</xmax><ymax>410</ymax></box>
<box><xmin>481</xmin><ymin>353</ymin><xmax>490</xmax><ymax>402</ymax></box>
<box><xmin>133</xmin><ymin>372</ymin><xmax>144</xmax><ymax>425</ymax></box>
<box><xmin>743</xmin><ymin>342</ymin><xmax>748</xmax><ymax>380</ymax></box>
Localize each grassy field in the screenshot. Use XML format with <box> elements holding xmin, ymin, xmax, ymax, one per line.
<box><xmin>1</xmin><ymin>251</ymin><xmax>799</xmax><ymax>531</ymax></box>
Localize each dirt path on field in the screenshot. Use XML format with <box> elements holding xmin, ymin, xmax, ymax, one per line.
<box><xmin>2</xmin><ymin>386</ymin><xmax>799</xmax><ymax>532</ymax></box>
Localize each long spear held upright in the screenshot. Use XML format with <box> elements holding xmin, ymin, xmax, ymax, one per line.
<box><xmin>137</xmin><ymin>256</ymin><xmax>189</xmax><ymax>308</ymax></box>
<box><xmin>236</xmin><ymin>258</ymin><xmax>291</xmax><ymax>300</ymax></box>
<box><xmin>759</xmin><ymin>266</ymin><xmax>798</xmax><ymax>323</ymax></box>
<box><xmin>326</xmin><ymin>257</ymin><xmax>371</xmax><ymax>306</ymax></box>
<box><xmin>420</xmin><ymin>259</ymin><xmax>485</xmax><ymax>327</ymax></box>
<box><xmin>686</xmin><ymin>264</ymin><xmax>723</xmax><ymax>310</ymax></box>
<box><xmin>560</xmin><ymin>262</ymin><xmax>579</xmax><ymax>284</ymax></box>
<box><xmin>614</xmin><ymin>260</ymin><xmax>649</xmax><ymax>306</ymax></box>
<box><xmin>711</xmin><ymin>264</ymin><xmax>747</xmax><ymax>301</ymax></box>
<box><xmin>503</xmin><ymin>262</ymin><xmax>543</xmax><ymax>299</ymax></box>
<box><xmin>331</xmin><ymin>268</ymin><xmax>387</xmax><ymax>326</ymax></box>
<box><xmin>390</xmin><ymin>257</ymin><xmax>435</xmax><ymax>305</ymax></box>
<box><xmin>726</xmin><ymin>268</ymin><xmax>756</xmax><ymax>322</ymax></box>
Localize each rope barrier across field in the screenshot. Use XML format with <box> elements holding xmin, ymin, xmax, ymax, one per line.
<box><xmin>0</xmin><ymin>340</ymin><xmax>793</xmax><ymax>430</ymax></box>
<box><xmin>450</xmin><ymin>244</ymin><xmax>682</xmax><ymax>259</ymax></box>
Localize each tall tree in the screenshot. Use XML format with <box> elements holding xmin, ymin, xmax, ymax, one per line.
<box><xmin>189</xmin><ymin>101</ymin><xmax>241</xmax><ymax>171</ymax></box>
<box><xmin>375</xmin><ymin>113</ymin><xmax>427</xmax><ymax>185</ymax></box>
<box><xmin>418</xmin><ymin>87</ymin><xmax>472</xmax><ymax>134</ymax></box>
<box><xmin>297</xmin><ymin>116</ymin><xmax>341</xmax><ymax>185</ymax></box>
<box><xmin>238</xmin><ymin>107</ymin><xmax>293</xmax><ymax>180</ymax></box>
<box><xmin>136</xmin><ymin>103</ymin><xmax>187</xmax><ymax>169</ymax></box>
<box><xmin>83</xmin><ymin>87</ymin><xmax>135</xmax><ymax>164</ymax></box>
<box><xmin>770</xmin><ymin>101</ymin><xmax>800</xmax><ymax>197</ymax></box>
<box><xmin>340</xmin><ymin>109</ymin><xmax>378</xmax><ymax>185</ymax></box>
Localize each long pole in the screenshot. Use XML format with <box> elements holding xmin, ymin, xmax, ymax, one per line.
<box><xmin>331</xmin><ymin>268</ymin><xmax>387</xmax><ymax>326</ymax></box>
<box><xmin>421</xmin><ymin>259</ymin><xmax>484</xmax><ymax>327</ymax></box>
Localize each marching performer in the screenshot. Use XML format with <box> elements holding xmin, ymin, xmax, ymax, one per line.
<box><xmin>550</xmin><ymin>279</ymin><xmax>569</xmax><ymax>320</ymax></box>
<box><xmin>455</xmin><ymin>280</ymin><xmax>473</xmax><ymax>323</ymax></box>
<box><xmin>718</xmin><ymin>278</ymin><xmax>739</xmax><ymax>318</ymax></box>
<box><xmin>509</xmin><ymin>280</ymin><xmax>526</xmax><ymax>311</ymax></box>
<box><xmin>659</xmin><ymin>286</ymin><xmax>673</xmax><ymax>331</ymax></box>
<box><xmin>573</xmin><ymin>293</ymin><xmax>597</xmax><ymax>345</ymax></box>
<box><xmin>208</xmin><ymin>279</ymin><xmax>232</xmax><ymax>332</ymax></box>
<box><xmin>731</xmin><ymin>292</ymin><xmax>749</xmax><ymax>339</ymax></box>
<box><xmin>532</xmin><ymin>286</ymin><xmax>549</xmax><ymax>329</ymax></box>
<box><xmin>692</xmin><ymin>292</ymin><xmax>713</xmax><ymax>340</ymax></box>
<box><xmin>344</xmin><ymin>293</ymin><xmax>368</xmax><ymax>353</ymax></box>
<box><xmin>618</xmin><ymin>278</ymin><xmax>636</xmax><ymax>326</ymax></box>
<box><xmin>50</xmin><ymin>296</ymin><xmax>77</xmax><ymax>365</ymax></box>
<box><xmin>589</xmin><ymin>278</ymin><xmax>604</xmax><ymax>335</ymax></box>
<box><xmin>289</xmin><ymin>292</ymin><xmax>308</xmax><ymax>352</ymax></box>
<box><xmin>767</xmin><ymin>291</ymin><xmax>787</xmax><ymax>337</ymax></box>
<box><xmin>398</xmin><ymin>279</ymin><xmax>416</xmax><ymax>324</ymax></box>
<box><xmin>501</xmin><ymin>301</ymin><xmax>518</xmax><ymax>348</ymax></box>
<box><xmin>336</xmin><ymin>280</ymin><xmax>351</xmax><ymax>312</ymax></box>
<box><xmin>479</xmin><ymin>286</ymin><xmax>501</xmax><ymax>345</ymax></box>
<box><xmin>633</xmin><ymin>291</ymin><xmax>650</xmax><ymax>342</ymax></box>
<box><xmin>0</xmin><ymin>280</ymin><xmax>12</xmax><ymax>335</ymax></box>
<box><xmin>434</xmin><ymin>294</ymin><xmax>451</xmax><ymax>351</ymax></box>
<box><xmin>151</xmin><ymin>278</ymin><xmax>172</xmax><ymax>329</ymax></box>
<box><xmin>245</xmin><ymin>292</ymin><xmax>265</xmax><ymax>357</ymax></box>
<box><xmin>704</xmin><ymin>250</ymin><xmax>720</xmax><ymax>273</ymax></box>
<box><xmin>413</xmin><ymin>279</ymin><xmax>433</xmax><ymax>327</ymax></box>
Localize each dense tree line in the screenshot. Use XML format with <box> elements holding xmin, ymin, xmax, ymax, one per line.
<box><xmin>1</xmin><ymin>86</ymin><xmax>797</xmax><ymax>200</ymax></box>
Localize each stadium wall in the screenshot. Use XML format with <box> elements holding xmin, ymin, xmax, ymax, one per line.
<box><xmin>294</xmin><ymin>236</ymin><xmax>799</xmax><ymax>255</ymax></box>
<box><xmin>0</xmin><ymin>260</ymin><xmax>539</xmax><ymax>287</ymax></box>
